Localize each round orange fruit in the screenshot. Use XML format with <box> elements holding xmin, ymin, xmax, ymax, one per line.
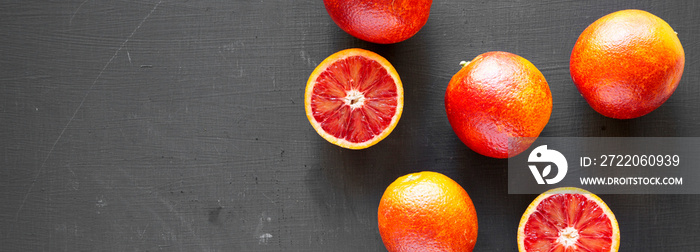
<box><xmin>518</xmin><ymin>187</ymin><xmax>620</xmax><ymax>252</ymax></box>
<box><xmin>305</xmin><ymin>48</ymin><xmax>403</xmax><ymax>150</ymax></box>
<box><xmin>323</xmin><ymin>0</ymin><xmax>432</xmax><ymax>44</ymax></box>
<box><xmin>444</xmin><ymin>51</ymin><xmax>552</xmax><ymax>159</ymax></box>
<box><xmin>378</xmin><ymin>171</ymin><xmax>478</xmax><ymax>252</ymax></box>
<box><xmin>570</xmin><ymin>9</ymin><xmax>685</xmax><ymax>119</ymax></box>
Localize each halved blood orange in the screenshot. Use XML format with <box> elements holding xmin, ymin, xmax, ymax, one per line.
<box><xmin>518</xmin><ymin>187</ymin><xmax>620</xmax><ymax>252</ymax></box>
<box><xmin>305</xmin><ymin>48</ymin><xmax>403</xmax><ymax>149</ymax></box>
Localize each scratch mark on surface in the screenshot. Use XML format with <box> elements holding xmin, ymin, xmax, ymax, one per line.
<box><xmin>262</xmin><ymin>192</ymin><xmax>275</xmax><ymax>204</ymax></box>
<box><xmin>259</xmin><ymin>233</ymin><xmax>273</xmax><ymax>244</ymax></box>
<box><xmin>95</xmin><ymin>195</ymin><xmax>107</xmax><ymax>214</ymax></box>
<box><xmin>15</xmin><ymin>0</ymin><xmax>164</xmax><ymax>220</ymax></box>
<box><xmin>137</xmin><ymin>224</ymin><xmax>149</xmax><ymax>240</ymax></box>
<box><xmin>299</xmin><ymin>50</ymin><xmax>317</xmax><ymax>67</ymax></box>
<box><xmin>255</xmin><ymin>213</ymin><xmax>273</xmax><ymax>244</ymax></box>
<box><xmin>69</xmin><ymin>0</ymin><xmax>90</xmax><ymax>26</ymax></box>
<box><xmin>96</xmin><ymin>195</ymin><xmax>107</xmax><ymax>207</ymax></box>
<box><xmin>217</xmin><ymin>50</ymin><xmax>244</xmax><ymax>78</ymax></box>
<box><xmin>255</xmin><ymin>213</ymin><xmax>271</xmax><ymax>234</ymax></box>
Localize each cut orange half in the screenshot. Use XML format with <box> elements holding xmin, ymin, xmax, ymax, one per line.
<box><xmin>518</xmin><ymin>187</ymin><xmax>620</xmax><ymax>252</ymax></box>
<box><xmin>305</xmin><ymin>48</ymin><xmax>404</xmax><ymax>149</ymax></box>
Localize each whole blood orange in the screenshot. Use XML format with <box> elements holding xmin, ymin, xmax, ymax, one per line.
<box><xmin>518</xmin><ymin>187</ymin><xmax>620</xmax><ymax>252</ymax></box>
<box><xmin>570</xmin><ymin>9</ymin><xmax>685</xmax><ymax>119</ymax></box>
<box><xmin>305</xmin><ymin>48</ymin><xmax>403</xmax><ymax>149</ymax></box>
<box><xmin>378</xmin><ymin>171</ymin><xmax>478</xmax><ymax>252</ymax></box>
<box><xmin>323</xmin><ymin>0</ymin><xmax>432</xmax><ymax>44</ymax></box>
<box><xmin>444</xmin><ymin>51</ymin><xmax>552</xmax><ymax>159</ymax></box>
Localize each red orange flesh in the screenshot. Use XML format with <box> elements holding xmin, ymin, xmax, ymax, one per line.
<box><xmin>305</xmin><ymin>48</ymin><xmax>403</xmax><ymax>149</ymax></box>
<box><xmin>518</xmin><ymin>187</ymin><xmax>620</xmax><ymax>252</ymax></box>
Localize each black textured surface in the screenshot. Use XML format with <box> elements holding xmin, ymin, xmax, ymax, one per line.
<box><xmin>2</xmin><ymin>0</ymin><xmax>699</xmax><ymax>251</ymax></box>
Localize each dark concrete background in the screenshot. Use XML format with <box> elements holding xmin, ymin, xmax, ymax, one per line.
<box><xmin>2</xmin><ymin>0</ymin><xmax>699</xmax><ymax>251</ymax></box>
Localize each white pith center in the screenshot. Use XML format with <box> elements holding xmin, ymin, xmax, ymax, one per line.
<box><xmin>556</xmin><ymin>227</ymin><xmax>580</xmax><ymax>248</ymax></box>
<box><xmin>344</xmin><ymin>90</ymin><xmax>365</xmax><ymax>109</ymax></box>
